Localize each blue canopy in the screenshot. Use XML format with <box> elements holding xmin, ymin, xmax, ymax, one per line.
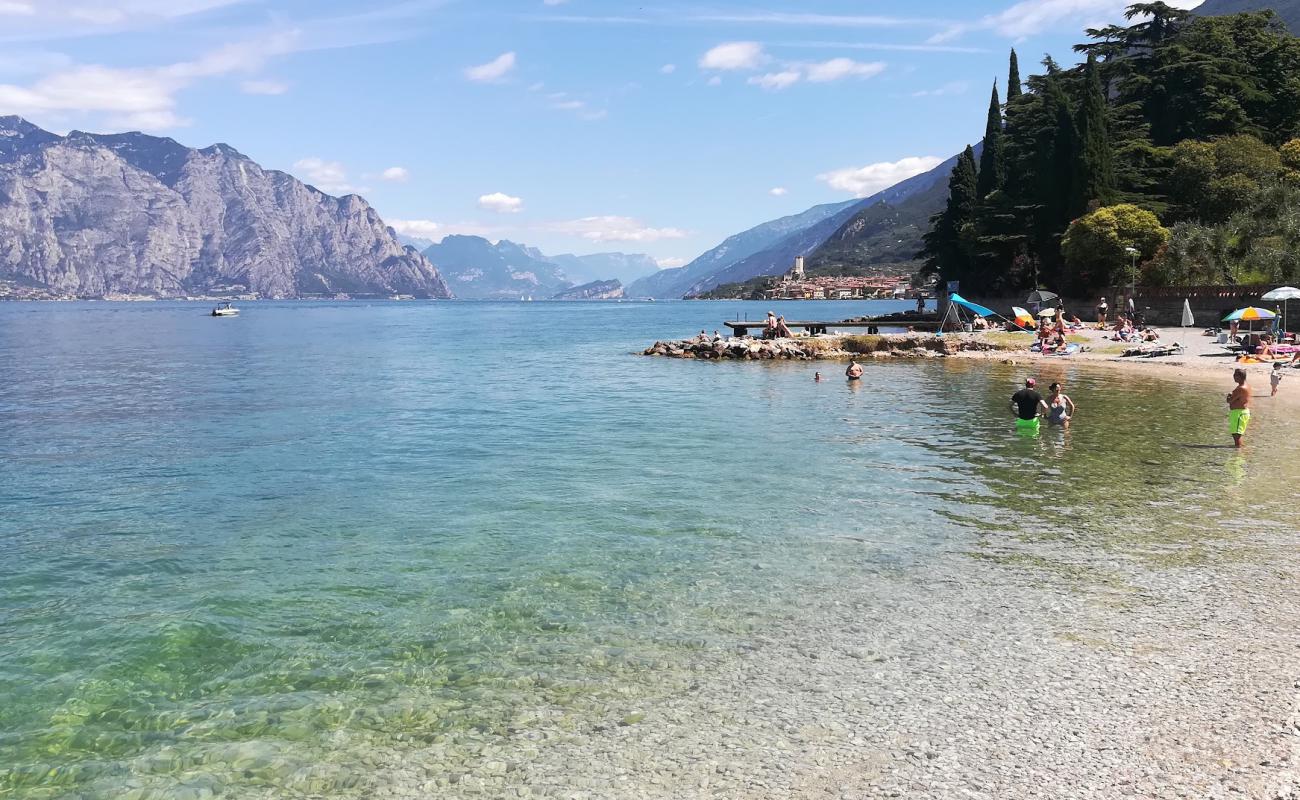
<box><xmin>949</xmin><ymin>293</ymin><xmax>996</xmax><ymax>318</ymax></box>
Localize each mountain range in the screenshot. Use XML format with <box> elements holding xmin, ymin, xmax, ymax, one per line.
<box><xmin>626</xmin><ymin>152</ymin><xmax>960</xmax><ymax>299</ymax></box>
<box><xmin>0</xmin><ymin>116</ymin><xmax>451</xmax><ymax>299</ymax></box>
<box><xmin>420</xmin><ymin>235</ymin><xmax>657</xmax><ymax>299</ymax></box>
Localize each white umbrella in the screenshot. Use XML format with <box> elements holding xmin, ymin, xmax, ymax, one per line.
<box><xmin>1181</xmin><ymin>298</ymin><xmax>1194</xmax><ymax>328</ymax></box>
<box><xmin>1037</xmin><ymin>307</ymin><xmax>1057</xmax><ymax>318</ymax></box>
<box><xmin>1262</xmin><ymin>286</ymin><xmax>1300</xmax><ymax>335</ymax></box>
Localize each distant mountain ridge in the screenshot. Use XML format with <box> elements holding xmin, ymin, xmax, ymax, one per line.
<box><xmin>0</xmin><ymin>116</ymin><xmax>451</xmax><ymax>299</ymax></box>
<box><xmin>420</xmin><ymin>236</ymin><xmax>658</xmax><ymax>300</ymax></box>
<box><xmin>422</xmin><ymin>235</ymin><xmax>571</xmax><ymax>299</ymax></box>
<box><xmin>1195</xmin><ymin>0</ymin><xmax>1300</xmax><ymax>31</ymax></box>
<box><xmin>627</xmin><ymin>151</ymin><xmax>962</xmax><ymax>299</ymax></box>
<box><xmin>625</xmin><ymin>199</ymin><xmax>859</xmax><ymax>298</ymax></box>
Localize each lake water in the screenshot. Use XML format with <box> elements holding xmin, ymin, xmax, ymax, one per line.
<box><xmin>2</xmin><ymin>300</ymin><xmax>1298</xmax><ymax>799</ymax></box>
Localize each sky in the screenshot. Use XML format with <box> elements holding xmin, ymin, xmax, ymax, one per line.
<box><xmin>0</xmin><ymin>0</ymin><xmax>1205</xmax><ymax>266</ymax></box>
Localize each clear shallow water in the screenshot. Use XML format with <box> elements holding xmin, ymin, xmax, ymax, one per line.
<box><xmin>1</xmin><ymin>300</ymin><xmax>1297</xmax><ymax>799</ymax></box>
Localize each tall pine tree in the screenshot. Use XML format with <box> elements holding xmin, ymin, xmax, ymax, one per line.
<box><xmin>920</xmin><ymin>146</ymin><xmax>980</xmax><ymax>286</ymax></box>
<box><xmin>1006</xmin><ymin>49</ymin><xmax>1022</xmax><ymax>103</ymax></box>
<box><xmin>1071</xmin><ymin>53</ymin><xmax>1117</xmax><ymax>216</ymax></box>
<box><xmin>977</xmin><ymin>81</ymin><xmax>1004</xmax><ymax>198</ymax></box>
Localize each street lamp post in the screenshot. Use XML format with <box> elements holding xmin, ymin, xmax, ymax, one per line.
<box><xmin>1125</xmin><ymin>247</ymin><xmax>1140</xmax><ymax>323</ymax></box>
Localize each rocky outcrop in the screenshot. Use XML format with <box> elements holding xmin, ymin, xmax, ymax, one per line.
<box><xmin>551</xmin><ymin>279</ymin><xmax>623</xmax><ymax>300</ymax></box>
<box><xmin>0</xmin><ymin>116</ymin><xmax>452</xmax><ymax>299</ymax></box>
<box><xmin>642</xmin><ymin>334</ymin><xmax>1007</xmax><ymax>360</ymax></box>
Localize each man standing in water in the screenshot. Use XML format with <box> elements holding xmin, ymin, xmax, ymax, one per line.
<box><xmin>1011</xmin><ymin>378</ymin><xmax>1048</xmax><ymax>434</ymax></box>
<box><xmin>846</xmin><ymin>361</ymin><xmax>864</xmax><ymax>381</ymax></box>
<box><xmin>1228</xmin><ymin>368</ymin><xmax>1252</xmax><ymax>448</ymax></box>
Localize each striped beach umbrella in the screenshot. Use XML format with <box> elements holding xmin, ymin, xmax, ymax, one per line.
<box><xmin>1011</xmin><ymin>306</ymin><xmax>1035</xmax><ymax>328</ymax></box>
<box><xmin>1223</xmin><ymin>307</ymin><xmax>1277</xmax><ymax>322</ymax></box>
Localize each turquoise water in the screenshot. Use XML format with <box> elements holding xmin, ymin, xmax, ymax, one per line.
<box><xmin>2</xmin><ymin>300</ymin><xmax>1297</xmax><ymax>798</ymax></box>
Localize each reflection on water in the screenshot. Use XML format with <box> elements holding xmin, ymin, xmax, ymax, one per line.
<box><xmin>1</xmin><ymin>301</ymin><xmax>1297</xmax><ymax>798</ymax></box>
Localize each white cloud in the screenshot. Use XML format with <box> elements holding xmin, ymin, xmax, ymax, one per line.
<box><xmin>381</xmin><ymin>166</ymin><xmax>409</xmax><ymax>182</ymax></box>
<box><xmin>547</xmin><ymin>91</ymin><xmax>606</xmax><ymax>120</ymax></box>
<box><xmin>656</xmin><ymin>256</ymin><xmax>687</xmax><ymax>268</ymax></box>
<box><xmin>388</xmin><ymin>219</ymin><xmax>501</xmax><ymax>240</ymax></box>
<box><xmin>0</xmin><ymin>1</ymin><xmax>34</xmax><ymax>14</ymax></box>
<box><xmin>0</xmin><ymin>31</ymin><xmax>299</xmax><ymax>131</ymax></box>
<box><xmin>769</xmin><ymin>187</ymin><xmax>788</xmax><ymax>196</ymax></box>
<box><xmin>542</xmin><ymin>0</ymin><xmax>568</xmax><ymax>4</ymax></box>
<box><xmin>707</xmin><ymin>76</ymin><xmax>722</xmax><ymax>87</ymax></box>
<box><xmin>699</xmin><ymin>41</ymin><xmax>766</xmax><ymax>71</ymax></box>
<box><xmin>659</xmin><ymin>63</ymin><xmax>676</xmax><ymax>74</ymax></box>
<box><xmin>748</xmin><ymin>70</ymin><xmax>801</xmax><ymax>91</ymax></box>
<box><xmin>389</xmin><ymin>219</ymin><xmax>443</xmax><ymax>239</ymax></box>
<box><xmin>912</xmin><ymin>80</ymin><xmax>969</xmax><ymax>97</ymax></box>
<box><xmin>746</xmin><ymin>58</ymin><xmax>886</xmax><ymax>91</ymax></box>
<box><xmin>692</xmin><ymin>12</ymin><xmax>948</xmax><ymax>27</ymax></box>
<box><xmin>479</xmin><ymin>191</ymin><xmax>524</xmax><ymax>214</ymax></box>
<box><xmin>547</xmin><ymin>216</ymin><xmax>688</xmax><ymax>243</ymax></box>
<box><xmin>818</xmin><ymin>155</ymin><xmax>944</xmax><ymax>197</ymax></box>
<box><xmin>293</xmin><ymin>157</ymin><xmax>367</xmax><ymax>195</ymax></box>
<box><xmin>805</xmin><ymin>57</ymin><xmax>885</xmax><ymax>83</ymax></box>
<box><xmin>241</xmin><ymin>79</ymin><xmax>288</xmax><ymax>95</ymax></box>
<box><xmin>464</xmin><ymin>51</ymin><xmax>516</xmax><ymax>83</ymax></box>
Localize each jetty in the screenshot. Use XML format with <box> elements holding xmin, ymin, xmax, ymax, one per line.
<box><xmin>724</xmin><ymin>316</ymin><xmax>941</xmax><ymax>337</ymax></box>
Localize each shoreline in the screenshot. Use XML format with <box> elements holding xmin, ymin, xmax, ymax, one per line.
<box><xmin>645</xmin><ymin>327</ymin><xmax>1300</xmax><ymax>409</ymax></box>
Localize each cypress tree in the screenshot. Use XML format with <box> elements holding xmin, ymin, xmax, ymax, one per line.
<box><xmin>1071</xmin><ymin>53</ymin><xmax>1116</xmax><ymax>216</ymax></box>
<box><xmin>1007</xmin><ymin>49</ymin><xmax>1022</xmax><ymax>103</ymax></box>
<box><xmin>977</xmin><ymin>81</ymin><xmax>1004</xmax><ymax>198</ymax></box>
<box><xmin>920</xmin><ymin>146</ymin><xmax>980</xmax><ymax>285</ymax></box>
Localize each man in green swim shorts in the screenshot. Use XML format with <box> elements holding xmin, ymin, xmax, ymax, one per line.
<box><xmin>1227</xmin><ymin>367</ymin><xmax>1252</xmax><ymax>448</ymax></box>
<box><xmin>1011</xmin><ymin>378</ymin><xmax>1048</xmax><ymax>433</ymax></box>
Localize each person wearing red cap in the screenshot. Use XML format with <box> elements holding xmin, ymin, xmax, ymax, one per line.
<box><xmin>1011</xmin><ymin>378</ymin><xmax>1048</xmax><ymax>434</ymax></box>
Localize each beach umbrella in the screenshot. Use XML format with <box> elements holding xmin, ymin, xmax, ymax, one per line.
<box><xmin>1037</xmin><ymin>307</ymin><xmax>1057</xmax><ymax>318</ymax></box>
<box><xmin>1180</xmin><ymin>298</ymin><xmax>1194</xmax><ymax>328</ymax></box>
<box><xmin>1223</xmin><ymin>307</ymin><xmax>1277</xmax><ymax>322</ymax></box>
<box><xmin>1262</xmin><ymin>286</ymin><xmax>1300</xmax><ymax>334</ymax></box>
<box><xmin>1224</xmin><ymin>306</ymin><xmax>1277</xmax><ymax>336</ymax></box>
<box><xmin>1011</xmin><ymin>306</ymin><xmax>1035</xmax><ymax>328</ymax></box>
<box><xmin>1026</xmin><ymin>289</ymin><xmax>1058</xmax><ymax>305</ymax></box>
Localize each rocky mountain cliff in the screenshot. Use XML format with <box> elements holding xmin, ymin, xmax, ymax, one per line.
<box><xmin>0</xmin><ymin>116</ymin><xmax>451</xmax><ymax>299</ymax></box>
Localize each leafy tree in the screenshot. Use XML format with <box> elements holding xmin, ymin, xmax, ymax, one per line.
<box><xmin>1167</xmin><ymin>135</ymin><xmax>1280</xmax><ymax>222</ymax></box>
<box><xmin>977</xmin><ymin>82</ymin><xmax>1004</xmax><ymax>198</ymax></box>
<box><xmin>1062</xmin><ymin>204</ymin><xmax>1170</xmax><ymax>290</ymax></box>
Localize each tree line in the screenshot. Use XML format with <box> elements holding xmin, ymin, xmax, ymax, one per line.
<box><xmin>920</xmin><ymin>3</ymin><xmax>1300</xmax><ymax>295</ymax></box>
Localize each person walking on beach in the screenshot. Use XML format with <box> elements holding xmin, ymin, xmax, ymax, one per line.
<box><xmin>1227</xmin><ymin>368</ymin><xmax>1252</xmax><ymax>448</ymax></box>
<box><xmin>1046</xmin><ymin>382</ymin><xmax>1076</xmax><ymax>428</ymax></box>
<box><xmin>1096</xmin><ymin>297</ymin><xmax>1108</xmax><ymax>328</ymax></box>
<box><xmin>1271</xmin><ymin>362</ymin><xmax>1283</xmax><ymax>396</ymax></box>
<box><xmin>846</xmin><ymin>361</ymin><xmax>864</xmax><ymax>381</ymax></box>
<box><xmin>1011</xmin><ymin>378</ymin><xmax>1048</xmax><ymax>434</ymax></box>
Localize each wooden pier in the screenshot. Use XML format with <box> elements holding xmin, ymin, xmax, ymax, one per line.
<box><xmin>724</xmin><ymin>317</ymin><xmax>942</xmax><ymax>337</ymax></box>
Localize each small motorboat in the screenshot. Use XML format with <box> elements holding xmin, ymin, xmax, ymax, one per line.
<box><xmin>211</xmin><ymin>301</ymin><xmax>239</xmax><ymax>317</ymax></box>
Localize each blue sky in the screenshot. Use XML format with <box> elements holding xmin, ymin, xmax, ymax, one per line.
<box><xmin>0</xmin><ymin>0</ymin><xmax>1202</xmax><ymax>265</ymax></box>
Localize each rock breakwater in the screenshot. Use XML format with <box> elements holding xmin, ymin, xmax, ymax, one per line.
<box><xmin>642</xmin><ymin>334</ymin><xmax>1006</xmax><ymax>361</ymax></box>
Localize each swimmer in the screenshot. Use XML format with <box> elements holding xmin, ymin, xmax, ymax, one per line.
<box><xmin>845</xmin><ymin>361</ymin><xmax>864</xmax><ymax>381</ymax></box>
